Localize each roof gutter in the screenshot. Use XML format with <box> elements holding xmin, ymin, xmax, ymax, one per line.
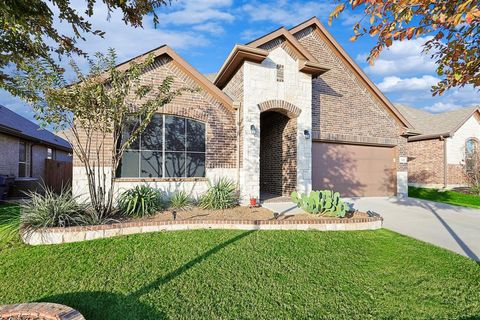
<box><xmin>408</xmin><ymin>132</ymin><xmax>452</xmax><ymax>142</ymax></box>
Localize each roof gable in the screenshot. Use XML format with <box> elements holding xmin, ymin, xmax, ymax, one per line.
<box><xmin>215</xmin><ymin>27</ymin><xmax>329</xmax><ymax>90</ymax></box>
<box><xmin>246</xmin><ymin>27</ymin><xmax>318</xmax><ymax>63</ymax></box>
<box><xmin>290</xmin><ymin>17</ymin><xmax>412</xmax><ymax>129</ymax></box>
<box><xmin>102</xmin><ymin>45</ymin><xmax>234</xmax><ymax>110</ymax></box>
<box><xmin>396</xmin><ymin>104</ymin><xmax>480</xmax><ymax>141</ymax></box>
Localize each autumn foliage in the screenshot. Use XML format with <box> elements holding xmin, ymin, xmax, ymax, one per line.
<box><xmin>330</xmin><ymin>0</ymin><xmax>480</xmax><ymax>95</ymax></box>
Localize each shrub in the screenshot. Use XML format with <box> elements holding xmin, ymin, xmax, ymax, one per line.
<box><xmin>291</xmin><ymin>190</ymin><xmax>349</xmax><ymax>217</ymax></box>
<box><xmin>21</xmin><ymin>187</ymin><xmax>90</xmax><ymax>230</ymax></box>
<box><xmin>169</xmin><ymin>191</ymin><xmax>191</xmax><ymax>211</ymax></box>
<box><xmin>118</xmin><ymin>185</ymin><xmax>162</xmax><ymax>217</ymax></box>
<box><xmin>199</xmin><ymin>178</ymin><xmax>238</xmax><ymax>210</ymax></box>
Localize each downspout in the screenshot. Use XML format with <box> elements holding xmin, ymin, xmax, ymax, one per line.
<box><xmin>234</xmin><ymin>101</ymin><xmax>241</xmax><ymax>186</ymax></box>
<box><xmin>29</xmin><ymin>143</ymin><xmax>35</xmax><ymax>178</ymax></box>
<box><xmin>441</xmin><ymin>136</ymin><xmax>448</xmax><ymax>188</ymax></box>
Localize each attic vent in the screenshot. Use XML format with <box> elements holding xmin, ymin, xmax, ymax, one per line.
<box><xmin>276</xmin><ymin>64</ymin><xmax>284</xmax><ymax>82</ymax></box>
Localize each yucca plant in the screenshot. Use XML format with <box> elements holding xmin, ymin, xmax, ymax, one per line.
<box><xmin>118</xmin><ymin>185</ymin><xmax>162</xmax><ymax>218</ymax></box>
<box><xmin>21</xmin><ymin>187</ymin><xmax>90</xmax><ymax>230</ymax></box>
<box><xmin>169</xmin><ymin>191</ymin><xmax>191</xmax><ymax>211</ymax></box>
<box><xmin>199</xmin><ymin>178</ymin><xmax>238</xmax><ymax>210</ymax></box>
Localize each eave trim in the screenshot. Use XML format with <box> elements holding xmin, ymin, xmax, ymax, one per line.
<box><xmin>214</xmin><ymin>45</ymin><xmax>269</xmax><ymax>89</ymax></box>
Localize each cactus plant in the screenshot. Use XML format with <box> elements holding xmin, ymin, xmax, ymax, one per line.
<box><xmin>290</xmin><ymin>190</ymin><xmax>348</xmax><ymax>217</ymax></box>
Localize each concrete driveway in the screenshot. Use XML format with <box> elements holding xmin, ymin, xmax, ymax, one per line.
<box><xmin>346</xmin><ymin>197</ymin><xmax>480</xmax><ymax>261</ymax></box>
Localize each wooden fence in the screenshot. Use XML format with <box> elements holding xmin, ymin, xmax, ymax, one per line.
<box><xmin>44</xmin><ymin>159</ymin><xmax>73</xmax><ymax>194</ymax></box>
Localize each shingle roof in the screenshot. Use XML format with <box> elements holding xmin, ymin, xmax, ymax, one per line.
<box><xmin>395</xmin><ymin>104</ymin><xmax>480</xmax><ymax>140</ymax></box>
<box><xmin>0</xmin><ymin>105</ymin><xmax>71</xmax><ymax>151</ymax></box>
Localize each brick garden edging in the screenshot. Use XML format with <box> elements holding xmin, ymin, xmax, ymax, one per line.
<box><xmin>22</xmin><ymin>215</ymin><xmax>383</xmax><ymax>245</ymax></box>
<box><xmin>0</xmin><ymin>303</ymin><xmax>85</xmax><ymax>320</ymax></box>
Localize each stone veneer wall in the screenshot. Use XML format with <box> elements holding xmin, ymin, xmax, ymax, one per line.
<box><xmin>72</xmin><ymin>56</ymin><xmax>238</xmax><ymax>201</ymax></box>
<box><xmin>240</xmin><ymin>45</ymin><xmax>312</xmax><ymax>202</ymax></box>
<box><xmin>260</xmin><ymin>111</ymin><xmax>297</xmax><ymax>196</ymax></box>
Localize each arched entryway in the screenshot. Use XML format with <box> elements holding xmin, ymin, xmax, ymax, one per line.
<box><xmin>259</xmin><ymin>110</ymin><xmax>297</xmax><ymax>198</ymax></box>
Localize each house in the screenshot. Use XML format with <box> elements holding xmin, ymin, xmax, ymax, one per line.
<box><xmin>0</xmin><ymin>105</ymin><xmax>72</xmax><ymax>196</ymax></box>
<box><xmin>72</xmin><ymin>16</ymin><xmax>414</xmax><ymax>204</ymax></box>
<box><xmin>396</xmin><ymin>104</ymin><xmax>480</xmax><ymax>189</ymax></box>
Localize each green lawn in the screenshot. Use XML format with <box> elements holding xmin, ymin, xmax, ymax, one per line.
<box><xmin>1</xmin><ymin>215</ymin><xmax>480</xmax><ymax>319</ymax></box>
<box><xmin>409</xmin><ymin>186</ymin><xmax>480</xmax><ymax>209</ymax></box>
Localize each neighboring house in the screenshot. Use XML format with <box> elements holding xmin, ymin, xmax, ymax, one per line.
<box><xmin>72</xmin><ymin>17</ymin><xmax>414</xmax><ymax>203</ymax></box>
<box><xmin>0</xmin><ymin>105</ymin><xmax>72</xmax><ymax>191</ymax></box>
<box><xmin>396</xmin><ymin>104</ymin><xmax>480</xmax><ymax>189</ymax></box>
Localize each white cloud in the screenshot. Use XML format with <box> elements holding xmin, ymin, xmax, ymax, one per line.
<box><xmin>377</xmin><ymin>75</ymin><xmax>439</xmax><ymax>92</ymax></box>
<box><xmin>192</xmin><ymin>22</ymin><xmax>225</xmax><ymax>35</ymax></box>
<box><xmin>63</xmin><ymin>4</ymin><xmax>210</xmax><ymax>61</ymax></box>
<box><xmin>360</xmin><ymin>37</ymin><xmax>437</xmax><ymax>76</ymax></box>
<box><xmin>157</xmin><ymin>0</ymin><xmax>234</xmax><ymax>25</ymax></box>
<box><xmin>240</xmin><ymin>28</ymin><xmax>271</xmax><ymax>42</ymax></box>
<box><xmin>241</xmin><ymin>1</ymin><xmax>335</xmax><ymax>26</ymax></box>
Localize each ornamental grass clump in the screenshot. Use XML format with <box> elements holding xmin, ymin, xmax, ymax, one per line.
<box><xmin>20</xmin><ymin>187</ymin><xmax>91</xmax><ymax>230</ymax></box>
<box><xmin>118</xmin><ymin>185</ymin><xmax>162</xmax><ymax>218</ymax></box>
<box><xmin>199</xmin><ymin>178</ymin><xmax>238</xmax><ymax>210</ymax></box>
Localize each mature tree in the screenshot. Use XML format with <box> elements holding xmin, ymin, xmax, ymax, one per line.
<box><xmin>330</xmin><ymin>0</ymin><xmax>480</xmax><ymax>95</ymax></box>
<box><xmin>1</xmin><ymin>0</ymin><xmax>168</xmax><ymax>98</ymax></box>
<box><xmin>18</xmin><ymin>49</ymin><xmax>189</xmax><ymax>216</ymax></box>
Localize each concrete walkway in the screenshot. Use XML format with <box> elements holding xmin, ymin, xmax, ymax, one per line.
<box><xmin>261</xmin><ymin>196</ymin><xmax>480</xmax><ymax>261</ymax></box>
<box><xmin>346</xmin><ymin>197</ymin><xmax>480</xmax><ymax>261</ymax></box>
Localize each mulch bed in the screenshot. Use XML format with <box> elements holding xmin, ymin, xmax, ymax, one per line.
<box><xmin>128</xmin><ymin>206</ymin><xmax>369</xmax><ymax>222</ymax></box>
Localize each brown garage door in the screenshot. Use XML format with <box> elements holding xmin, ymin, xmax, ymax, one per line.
<box><xmin>312</xmin><ymin>142</ymin><xmax>396</xmax><ymax>197</ymax></box>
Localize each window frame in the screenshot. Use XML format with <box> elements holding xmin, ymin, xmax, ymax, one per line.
<box><xmin>47</xmin><ymin>147</ymin><xmax>56</xmax><ymax>160</ymax></box>
<box><xmin>18</xmin><ymin>140</ymin><xmax>28</xmax><ymax>178</ymax></box>
<box><xmin>465</xmin><ymin>138</ymin><xmax>479</xmax><ymax>173</ymax></box>
<box><xmin>117</xmin><ymin>114</ymin><xmax>207</xmax><ymax>179</ymax></box>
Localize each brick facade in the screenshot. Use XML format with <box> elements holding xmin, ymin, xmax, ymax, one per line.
<box><xmin>407</xmin><ymin>139</ymin><xmax>445</xmax><ymax>186</ymax></box>
<box><xmin>260</xmin><ymin>111</ymin><xmax>297</xmax><ymax>196</ymax></box>
<box><xmin>73</xmin><ymin>56</ymin><xmax>237</xmax><ymax>170</ymax></box>
<box><xmin>448</xmin><ymin>164</ymin><xmax>467</xmax><ymax>185</ymax></box>
<box><xmin>222</xmin><ymin>65</ymin><xmax>244</xmax><ymax>168</ymax></box>
<box><xmin>72</xmin><ymin>19</ymin><xmax>412</xmax><ymax>201</ymax></box>
<box><xmin>294</xmin><ymin>27</ymin><xmax>401</xmax><ymax>142</ymax></box>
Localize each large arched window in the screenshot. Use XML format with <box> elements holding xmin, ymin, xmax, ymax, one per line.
<box><xmin>465</xmin><ymin>138</ymin><xmax>479</xmax><ymax>173</ymax></box>
<box><xmin>117</xmin><ymin>114</ymin><xmax>206</xmax><ymax>178</ymax></box>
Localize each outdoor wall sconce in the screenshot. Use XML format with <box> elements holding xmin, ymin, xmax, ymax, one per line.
<box><xmin>250</xmin><ymin>124</ymin><xmax>257</xmax><ymax>136</ymax></box>
<box><xmin>304</xmin><ymin>130</ymin><xmax>311</xmax><ymax>140</ymax></box>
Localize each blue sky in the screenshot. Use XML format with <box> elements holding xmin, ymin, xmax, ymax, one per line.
<box><xmin>1</xmin><ymin>0</ymin><xmax>478</xmax><ymax>124</ymax></box>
